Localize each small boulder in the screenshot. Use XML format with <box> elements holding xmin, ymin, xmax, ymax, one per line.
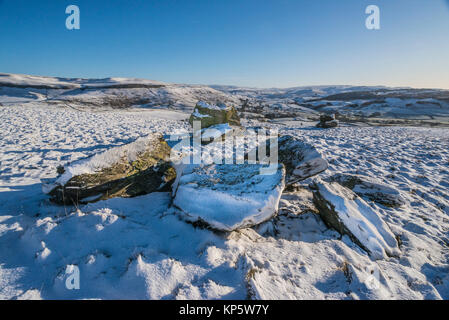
<box><xmin>277</xmin><ymin>135</ymin><xmax>328</xmax><ymax>186</ymax></box>
<box><xmin>244</xmin><ymin>135</ymin><xmax>328</xmax><ymax>186</ymax></box>
<box><xmin>189</xmin><ymin>101</ymin><xmax>240</xmax><ymax>129</ymax></box>
<box><xmin>173</xmin><ymin>163</ymin><xmax>285</xmax><ymax>231</ymax></box>
<box><xmin>44</xmin><ymin>134</ymin><xmax>176</xmax><ymax>204</ymax></box>
<box><xmin>312</xmin><ymin>181</ymin><xmax>400</xmax><ymax>260</ymax></box>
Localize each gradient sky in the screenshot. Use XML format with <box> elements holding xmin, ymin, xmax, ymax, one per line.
<box><xmin>0</xmin><ymin>0</ymin><xmax>448</xmax><ymax>88</ymax></box>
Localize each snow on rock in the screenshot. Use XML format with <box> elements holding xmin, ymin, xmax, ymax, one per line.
<box><xmin>328</xmin><ymin>173</ymin><xmax>406</xmax><ymax>208</ymax></box>
<box><xmin>191</xmin><ymin>110</ymin><xmax>211</xmax><ymax>118</ymax></box>
<box><xmin>173</xmin><ymin>163</ymin><xmax>285</xmax><ymax>231</ymax></box>
<box><xmin>43</xmin><ymin>133</ymin><xmax>176</xmax><ymax>204</ymax></box>
<box><xmin>196</xmin><ymin>101</ymin><xmax>230</xmax><ymax>111</ymax></box>
<box><xmin>313</xmin><ymin>180</ymin><xmax>401</xmax><ymax>260</ymax></box>
<box><xmin>189</xmin><ymin>101</ymin><xmax>240</xmax><ymax>129</ymax></box>
<box><xmin>194</xmin><ymin>123</ymin><xmax>234</xmax><ymax>143</ymax></box>
<box><xmin>277</xmin><ymin>135</ymin><xmax>328</xmax><ymax>185</ymax></box>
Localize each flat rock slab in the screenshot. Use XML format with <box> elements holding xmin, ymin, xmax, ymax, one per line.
<box><xmin>43</xmin><ymin>133</ymin><xmax>176</xmax><ymax>204</ymax></box>
<box><xmin>313</xmin><ymin>181</ymin><xmax>400</xmax><ymax>260</ymax></box>
<box><xmin>173</xmin><ymin>163</ymin><xmax>285</xmax><ymax>231</ymax></box>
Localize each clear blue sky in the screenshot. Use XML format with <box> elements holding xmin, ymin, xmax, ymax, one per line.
<box><xmin>1</xmin><ymin>0</ymin><xmax>448</xmax><ymax>88</ymax></box>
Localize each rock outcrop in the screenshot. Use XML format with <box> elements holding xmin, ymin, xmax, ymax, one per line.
<box><xmin>316</xmin><ymin>114</ymin><xmax>339</xmax><ymax>128</ymax></box>
<box><xmin>245</xmin><ymin>135</ymin><xmax>328</xmax><ymax>186</ymax></box>
<box><xmin>277</xmin><ymin>135</ymin><xmax>328</xmax><ymax>186</ymax></box>
<box><xmin>189</xmin><ymin>101</ymin><xmax>240</xmax><ymax>129</ymax></box>
<box><xmin>43</xmin><ymin>134</ymin><xmax>176</xmax><ymax>204</ymax></box>
<box><xmin>312</xmin><ymin>180</ymin><xmax>400</xmax><ymax>260</ymax></box>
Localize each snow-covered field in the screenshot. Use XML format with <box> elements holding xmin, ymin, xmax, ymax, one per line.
<box><xmin>1</xmin><ymin>73</ymin><xmax>449</xmax><ymax>300</ymax></box>
<box><xmin>1</xmin><ymin>99</ymin><xmax>448</xmax><ymax>300</ymax></box>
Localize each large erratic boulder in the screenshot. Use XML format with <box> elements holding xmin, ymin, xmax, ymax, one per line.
<box><xmin>172</xmin><ymin>163</ymin><xmax>286</xmax><ymax>231</ymax></box>
<box><xmin>316</xmin><ymin>114</ymin><xmax>339</xmax><ymax>128</ymax></box>
<box><xmin>313</xmin><ymin>180</ymin><xmax>400</xmax><ymax>260</ymax></box>
<box><xmin>189</xmin><ymin>101</ymin><xmax>240</xmax><ymax>129</ymax></box>
<box><xmin>327</xmin><ymin>173</ymin><xmax>405</xmax><ymax>208</ymax></box>
<box><xmin>43</xmin><ymin>133</ymin><xmax>176</xmax><ymax>204</ymax></box>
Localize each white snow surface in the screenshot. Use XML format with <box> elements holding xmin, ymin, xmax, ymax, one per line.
<box><xmin>191</xmin><ymin>109</ymin><xmax>212</xmax><ymax>118</ymax></box>
<box><xmin>196</xmin><ymin>101</ymin><xmax>230</xmax><ymax>111</ymax></box>
<box><xmin>0</xmin><ymin>73</ymin><xmax>166</xmax><ymax>89</ymax></box>
<box><xmin>195</xmin><ymin>124</ymin><xmax>233</xmax><ymax>140</ymax></box>
<box><xmin>0</xmin><ymin>73</ymin><xmax>242</xmax><ymax>113</ymax></box>
<box><xmin>1</xmin><ymin>84</ymin><xmax>449</xmax><ymax>299</ymax></box>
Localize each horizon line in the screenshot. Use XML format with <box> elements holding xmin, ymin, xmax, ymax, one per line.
<box><xmin>2</xmin><ymin>71</ymin><xmax>449</xmax><ymax>91</ymax></box>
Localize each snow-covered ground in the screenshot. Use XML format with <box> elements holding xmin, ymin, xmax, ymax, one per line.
<box><xmin>1</xmin><ymin>99</ymin><xmax>448</xmax><ymax>300</ymax></box>
<box><xmin>1</xmin><ymin>73</ymin><xmax>449</xmax><ymax>300</ymax></box>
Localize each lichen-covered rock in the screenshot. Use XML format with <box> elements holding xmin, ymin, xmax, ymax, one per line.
<box><xmin>327</xmin><ymin>173</ymin><xmax>405</xmax><ymax>208</ymax></box>
<box><xmin>173</xmin><ymin>163</ymin><xmax>285</xmax><ymax>231</ymax></box>
<box><xmin>189</xmin><ymin>101</ymin><xmax>240</xmax><ymax>129</ymax></box>
<box><xmin>312</xmin><ymin>180</ymin><xmax>400</xmax><ymax>260</ymax></box>
<box><xmin>277</xmin><ymin>135</ymin><xmax>328</xmax><ymax>186</ymax></box>
<box><xmin>44</xmin><ymin>134</ymin><xmax>176</xmax><ymax>204</ymax></box>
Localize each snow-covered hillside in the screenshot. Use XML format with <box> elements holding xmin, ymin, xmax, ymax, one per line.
<box><xmin>0</xmin><ymin>73</ymin><xmax>242</xmax><ymax>112</ymax></box>
<box><xmin>0</xmin><ymin>74</ymin><xmax>448</xmax><ymax>300</ymax></box>
<box><xmin>2</xmin><ymin>73</ymin><xmax>449</xmax><ymax>124</ymax></box>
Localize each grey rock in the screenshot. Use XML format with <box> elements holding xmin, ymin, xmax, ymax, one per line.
<box><xmin>317</xmin><ymin>119</ymin><xmax>339</xmax><ymax>128</ymax></box>
<box><xmin>44</xmin><ymin>134</ymin><xmax>176</xmax><ymax>205</ymax></box>
<box><xmin>327</xmin><ymin>173</ymin><xmax>405</xmax><ymax>208</ymax></box>
<box><xmin>278</xmin><ymin>135</ymin><xmax>328</xmax><ymax>186</ymax></box>
<box><xmin>189</xmin><ymin>101</ymin><xmax>240</xmax><ymax>129</ymax></box>
<box><xmin>312</xmin><ymin>180</ymin><xmax>400</xmax><ymax>260</ymax></box>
